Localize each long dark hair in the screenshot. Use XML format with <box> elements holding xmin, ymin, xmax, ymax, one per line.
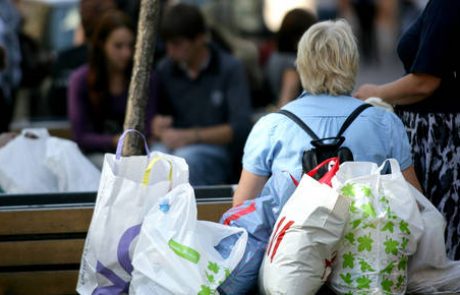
<box><xmin>87</xmin><ymin>9</ymin><xmax>134</xmax><ymax>113</ymax></box>
<box><xmin>277</xmin><ymin>9</ymin><xmax>317</xmax><ymax>53</ymax></box>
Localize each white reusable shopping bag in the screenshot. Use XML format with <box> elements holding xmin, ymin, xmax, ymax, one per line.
<box><xmin>259</xmin><ymin>158</ymin><xmax>350</xmax><ymax>295</ymax></box>
<box><xmin>76</xmin><ymin>129</ymin><xmax>188</xmax><ymax>295</ymax></box>
<box><xmin>407</xmin><ymin>184</ymin><xmax>460</xmax><ymax>294</ymax></box>
<box><xmin>329</xmin><ymin>159</ymin><xmax>424</xmax><ymax>295</ymax></box>
<box><xmin>130</xmin><ymin>183</ymin><xmax>248</xmax><ymax>295</ymax></box>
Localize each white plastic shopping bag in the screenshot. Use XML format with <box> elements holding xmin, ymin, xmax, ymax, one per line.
<box><xmin>407</xmin><ymin>184</ymin><xmax>460</xmax><ymax>293</ymax></box>
<box><xmin>0</xmin><ymin>129</ymin><xmax>58</xmax><ymax>193</ymax></box>
<box><xmin>329</xmin><ymin>159</ymin><xmax>424</xmax><ymax>295</ymax></box>
<box><xmin>130</xmin><ymin>183</ymin><xmax>248</xmax><ymax>295</ymax></box>
<box><xmin>259</xmin><ymin>158</ymin><xmax>350</xmax><ymax>295</ymax></box>
<box><xmin>0</xmin><ymin>128</ymin><xmax>100</xmax><ymax>193</ymax></box>
<box><xmin>45</xmin><ymin>137</ymin><xmax>100</xmax><ymax>192</ymax></box>
<box><xmin>76</xmin><ymin>129</ymin><xmax>188</xmax><ymax>295</ymax></box>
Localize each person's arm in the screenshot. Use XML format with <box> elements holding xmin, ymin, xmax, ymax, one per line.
<box><xmin>160</xmin><ymin>124</ymin><xmax>233</xmax><ymax>149</ymax></box>
<box><xmin>402</xmin><ymin>165</ymin><xmax>423</xmax><ymax>193</ymax></box>
<box><xmin>233</xmin><ymin>168</ymin><xmax>269</xmax><ymax>207</ymax></box>
<box><xmin>354</xmin><ymin>73</ymin><xmax>441</xmax><ymax>105</ymax></box>
<box><xmin>277</xmin><ymin>68</ymin><xmax>301</xmax><ymax>108</ymax></box>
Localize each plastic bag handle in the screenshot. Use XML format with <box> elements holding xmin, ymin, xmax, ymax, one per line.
<box><xmin>376</xmin><ymin>158</ymin><xmax>401</xmax><ymax>178</ymax></box>
<box><xmin>306</xmin><ymin>157</ymin><xmax>340</xmax><ymax>186</ymax></box>
<box><xmin>142</xmin><ymin>156</ymin><xmax>173</xmax><ymax>186</ymax></box>
<box><xmin>115</xmin><ymin>129</ymin><xmax>150</xmax><ymax>160</ymax></box>
<box><xmin>223</xmin><ymin>201</ymin><xmax>256</xmax><ymax>225</ymax></box>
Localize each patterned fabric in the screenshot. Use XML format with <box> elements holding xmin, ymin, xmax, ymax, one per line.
<box><xmin>398</xmin><ymin>111</ymin><xmax>460</xmax><ymax>260</ymax></box>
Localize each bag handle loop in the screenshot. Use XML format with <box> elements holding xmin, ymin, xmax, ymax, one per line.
<box><xmin>307</xmin><ymin>157</ymin><xmax>340</xmax><ymax>186</ymax></box>
<box><xmin>142</xmin><ymin>156</ymin><xmax>173</xmax><ymax>186</ymax></box>
<box><xmin>115</xmin><ymin>129</ymin><xmax>150</xmax><ymax>160</ymax></box>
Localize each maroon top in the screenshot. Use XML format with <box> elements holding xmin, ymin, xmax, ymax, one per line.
<box><xmin>68</xmin><ymin>65</ymin><xmax>157</xmax><ymax>152</ymax></box>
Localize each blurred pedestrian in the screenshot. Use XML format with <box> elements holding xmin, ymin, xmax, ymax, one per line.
<box><xmin>0</xmin><ymin>0</ymin><xmax>21</xmax><ymax>132</ymax></box>
<box><xmin>46</xmin><ymin>0</ymin><xmax>117</xmax><ymax>117</ymax></box>
<box><xmin>152</xmin><ymin>3</ymin><xmax>252</xmax><ymax>185</ymax></box>
<box><xmin>68</xmin><ymin>10</ymin><xmax>157</xmax><ymax>167</ymax></box>
<box><xmin>351</xmin><ymin>0</ymin><xmax>379</xmax><ymax>63</ymax></box>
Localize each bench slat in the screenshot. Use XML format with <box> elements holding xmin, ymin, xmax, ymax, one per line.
<box><xmin>0</xmin><ymin>202</ymin><xmax>232</xmax><ymax>236</ymax></box>
<box><xmin>0</xmin><ymin>270</ymin><xmax>78</xmax><ymax>295</ymax></box>
<box><xmin>0</xmin><ymin>203</ymin><xmax>232</xmax><ymax>268</ymax></box>
<box><xmin>0</xmin><ymin>239</ymin><xmax>84</xmax><ymax>267</ymax></box>
<box><xmin>0</xmin><ymin>208</ymin><xmax>93</xmax><ymax>236</ymax></box>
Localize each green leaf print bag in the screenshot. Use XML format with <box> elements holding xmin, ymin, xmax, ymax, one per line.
<box><xmin>329</xmin><ymin>159</ymin><xmax>424</xmax><ymax>295</ymax></box>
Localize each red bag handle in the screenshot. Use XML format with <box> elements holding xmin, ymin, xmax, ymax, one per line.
<box><xmin>223</xmin><ymin>201</ymin><xmax>256</xmax><ymax>225</ymax></box>
<box><xmin>306</xmin><ymin>157</ymin><xmax>340</xmax><ymax>186</ymax></box>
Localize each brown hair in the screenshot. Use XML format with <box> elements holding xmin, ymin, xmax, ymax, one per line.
<box><xmin>160</xmin><ymin>3</ymin><xmax>207</xmax><ymax>41</ymax></box>
<box><xmin>87</xmin><ymin>10</ymin><xmax>134</xmax><ymax>114</ymax></box>
<box><xmin>80</xmin><ymin>0</ymin><xmax>117</xmax><ymax>40</ymax></box>
<box><xmin>277</xmin><ymin>9</ymin><xmax>317</xmax><ymax>53</ymax></box>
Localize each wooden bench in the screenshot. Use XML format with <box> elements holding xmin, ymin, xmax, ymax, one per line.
<box><xmin>0</xmin><ymin>186</ymin><xmax>234</xmax><ymax>295</ymax></box>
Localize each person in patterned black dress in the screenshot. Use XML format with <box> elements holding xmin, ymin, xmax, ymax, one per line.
<box><xmin>355</xmin><ymin>0</ymin><xmax>460</xmax><ymax>260</ymax></box>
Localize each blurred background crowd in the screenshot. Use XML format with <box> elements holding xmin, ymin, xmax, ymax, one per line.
<box><xmin>1</xmin><ymin>0</ymin><xmax>427</xmax><ymax>126</ymax></box>
<box><xmin>0</xmin><ymin>0</ymin><xmax>428</xmax><ymax>183</ymax></box>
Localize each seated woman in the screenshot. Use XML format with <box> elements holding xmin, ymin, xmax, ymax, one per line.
<box><xmin>68</xmin><ymin>9</ymin><xmax>157</xmax><ymax>167</ymax></box>
<box><xmin>265</xmin><ymin>8</ymin><xmax>316</xmax><ymax>108</ymax></box>
<box><xmin>233</xmin><ymin>19</ymin><xmax>421</xmax><ymax>206</ymax></box>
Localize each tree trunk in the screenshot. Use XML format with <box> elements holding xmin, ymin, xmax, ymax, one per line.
<box><xmin>122</xmin><ymin>0</ymin><xmax>159</xmax><ymax>156</ymax></box>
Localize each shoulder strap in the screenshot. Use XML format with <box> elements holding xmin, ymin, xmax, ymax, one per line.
<box><xmin>337</xmin><ymin>103</ymin><xmax>373</xmax><ymax>137</ymax></box>
<box><xmin>277</xmin><ymin>109</ymin><xmax>320</xmax><ymax>141</ymax></box>
<box><xmin>278</xmin><ymin>103</ymin><xmax>372</xmax><ymax>140</ymax></box>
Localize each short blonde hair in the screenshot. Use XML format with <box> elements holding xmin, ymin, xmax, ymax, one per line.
<box><xmin>296</xmin><ymin>19</ymin><xmax>358</xmax><ymax>96</ymax></box>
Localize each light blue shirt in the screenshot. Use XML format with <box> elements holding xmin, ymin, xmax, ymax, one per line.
<box><xmin>243</xmin><ymin>93</ymin><xmax>412</xmax><ymax>179</ymax></box>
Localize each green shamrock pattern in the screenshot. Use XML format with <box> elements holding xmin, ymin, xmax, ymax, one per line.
<box><xmin>196</xmin><ymin>262</ymin><xmax>231</xmax><ymax>295</ymax></box>
<box><xmin>332</xmin><ymin>182</ymin><xmax>413</xmax><ymax>294</ymax></box>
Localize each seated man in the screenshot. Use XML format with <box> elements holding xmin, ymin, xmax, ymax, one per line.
<box><xmin>152</xmin><ymin>3</ymin><xmax>252</xmax><ymax>185</ymax></box>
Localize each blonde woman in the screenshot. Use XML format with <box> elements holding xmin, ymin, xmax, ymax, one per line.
<box><xmin>233</xmin><ymin>19</ymin><xmax>421</xmax><ymax>206</ymax></box>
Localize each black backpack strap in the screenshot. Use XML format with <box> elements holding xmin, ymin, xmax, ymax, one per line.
<box><xmin>277</xmin><ymin>109</ymin><xmax>320</xmax><ymax>141</ymax></box>
<box><xmin>337</xmin><ymin>103</ymin><xmax>373</xmax><ymax>137</ymax></box>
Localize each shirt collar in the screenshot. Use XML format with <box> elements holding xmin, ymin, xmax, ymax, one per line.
<box><xmin>171</xmin><ymin>43</ymin><xmax>220</xmax><ymax>78</ymax></box>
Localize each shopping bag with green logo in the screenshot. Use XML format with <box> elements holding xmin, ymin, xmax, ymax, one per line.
<box><xmin>329</xmin><ymin>159</ymin><xmax>424</xmax><ymax>295</ymax></box>
<box><xmin>130</xmin><ymin>183</ymin><xmax>247</xmax><ymax>295</ymax></box>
